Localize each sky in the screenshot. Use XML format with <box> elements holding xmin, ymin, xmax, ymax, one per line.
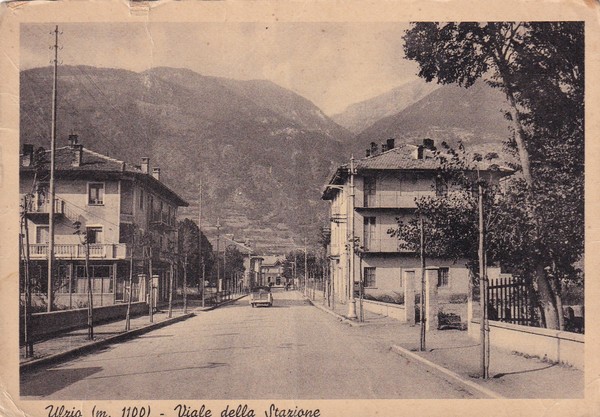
<box><xmin>20</xmin><ymin>22</ymin><xmax>421</xmax><ymax>115</ymax></box>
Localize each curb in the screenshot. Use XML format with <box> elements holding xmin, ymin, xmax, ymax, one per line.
<box><xmin>20</xmin><ymin>312</ymin><xmax>195</xmax><ymax>373</ymax></box>
<box><xmin>390</xmin><ymin>344</ymin><xmax>504</xmax><ymax>399</ymax></box>
<box><xmin>193</xmin><ymin>294</ymin><xmax>248</xmax><ymax>312</ymax></box>
<box><xmin>305</xmin><ymin>297</ymin><xmax>363</xmax><ymax>327</ymax></box>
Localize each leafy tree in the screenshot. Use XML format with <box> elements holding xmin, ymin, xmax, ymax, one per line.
<box><xmin>178</xmin><ymin>218</ymin><xmax>214</xmax><ymax>289</ymax></box>
<box><xmin>281</xmin><ymin>249</ymin><xmax>324</xmax><ymax>281</ymax></box>
<box><xmin>403</xmin><ymin>22</ymin><xmax>583</xmax><ymax>329</ymax></box>
<box><xmin>223</xmin><ymin>246</ymin><xmax>245</xmax><ymax>286</ymax></box>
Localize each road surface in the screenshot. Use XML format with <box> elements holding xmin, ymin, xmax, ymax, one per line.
<box><xmin>21</xmin><ymin>290</ymin><xmax>480</xmax><ymax>399</ymax></box>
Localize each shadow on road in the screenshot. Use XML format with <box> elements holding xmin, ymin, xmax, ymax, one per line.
<box><xmin>272</xmin><ymin>298</ymin><xmax>312</xmax><ymax>307</ymax></box>
<box><xmin>21</xmin><ymin>366</ymin><xmax>103</xmax><ymax>397</ymax></box>
<box><xmin>84</xmin><ymin>362</ymin><xmax>228</xmax><ymax>380</ymax></box>
<box><xmin>492</xmin><ymin>363</ymin><xmax>557</xmax><ymax>379</ymax></box>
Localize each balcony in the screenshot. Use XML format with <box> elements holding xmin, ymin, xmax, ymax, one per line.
<box><xmin>26</xmin><ymin>198</ymin><xmax>66</xmax><ymax>222</ymax></box>
<box><xmin>360</xmin><ymin>191</ymin><xmax>435</xmax><ymax>209</ymax></box>
<box><xmin>26</xmin><ymin>243</ymin><xmax>130</xmax><ymax>260</ymax></box>
<box><xmin>150</xmin><ymin>211</ymin><xmax>175</xmax><ymax>229</ymax></box>
<box><xmin>363</xmin><ymin>238</ymin><xmax>412</xmax><ymax>253</ymax></box>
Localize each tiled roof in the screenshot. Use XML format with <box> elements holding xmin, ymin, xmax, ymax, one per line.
<box><xmin>22</xmin><ymin>146</ymin><xmax>142</xmax><ymax>173</ymax></box>
<box><xmin>355</xmin><ymin>144</ymin><xmax>441</xmax><ymax>170</ymax></box>
<box><xmin>21</xmin><ymin>145</ymin><xmax>188</xmax><ymax>206</ymax></box>
<box><xmin>322</xmin><ymin>143</ymin><xmax>513</xmax><ymax>199</ymax></box>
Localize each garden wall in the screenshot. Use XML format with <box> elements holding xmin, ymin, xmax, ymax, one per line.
<box><xmin>469</xmin><ymin>319</ymin><xmax>584</xmax><ymax>369</ymax></box>
<box><xmin>20</xmin><ymin>301</ymin><xmax>148</xmax><ymax>344</ymax></box>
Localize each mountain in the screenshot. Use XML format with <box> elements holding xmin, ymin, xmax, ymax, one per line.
<box><xmin>331</xmin><ymin>79</ymin><xmax>440</xmax><ymax>134</ymax></box>
<box><xmin>20</xmin><ymin>66</ymin><xmax>349</xmax><ymax>252</ymax></box>
<box><xmin>350</xmin><ymin>81</ymin><xmax>514</xmax><ymax>158</ymax></box>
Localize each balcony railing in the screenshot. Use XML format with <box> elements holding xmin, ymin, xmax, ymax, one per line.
<box><xmin>360</xmin><ymin>191</ymin><xmax>436</xmax><ymax>209</ymax></box>
<box><xmin>150</xmin><ymin>211</ymin><xmax>175</xmax><ymax>228</ymax></box>
<box><xmin>30</xmin><ymin>198</ymin><xmax>65</xmax><ymax>215</ymax></box>
<box><xmin>27</xmin><ymin>243</ymin><xmax>130</xmax><ymax>260</ymax></box>
<box><xmin>363</xmin><ymin>238</ymin><xmax>410</xmax><ymax>253</ymax></box>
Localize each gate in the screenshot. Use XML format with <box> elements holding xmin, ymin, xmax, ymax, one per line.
<box><xmin>487</xmin><ymin>276</ymin><xmax>537</xmax><ymax>326</ymax></box>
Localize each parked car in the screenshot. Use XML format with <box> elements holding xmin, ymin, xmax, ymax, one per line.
<box><xmin>249</xmin><ymin>286</ymin><xmax>273</xmax><ymax>307</ymax></box>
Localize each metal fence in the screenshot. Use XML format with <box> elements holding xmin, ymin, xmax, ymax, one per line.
<box><xmin>487</xmin><ymin>276</ymin><xmax>538</xmax><ymax>326</ymax></box>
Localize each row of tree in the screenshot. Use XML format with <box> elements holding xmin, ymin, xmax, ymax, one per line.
<box><xmin>397</xmin><ymin>22</ymin><xmax>584</xmax><ymax>330</ymax></box>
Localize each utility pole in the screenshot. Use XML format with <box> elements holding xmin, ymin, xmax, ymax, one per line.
<box><xmin>183</xmin><ymin>255</ymin><xmax>188</xmax><ymax>314</ymax></box>
<box><xmin>304</xmin><ymin>238</ymin><xmax>308</xmax><ymax>297</ymax></box>
<box><xmin>148</xmin><ymin>245</ymin><xmax>154</xmax><ymax>323</ymax></box>
<box><xmin>47</xmin><ymin>25</ymin><xmax>60</xmax><ymax>312</ymax></box>
<box><xmin>478</xmin><ymin>178</ymin><xmax>490</xmax><ymax>379</ymax></box>
<box><xmin>85</xmin><ymin>234</ymin><xmax>93</xmax><ymax>340</ymax></box>
<box><xmin>125</xmin><ymin>233</ymin><xmax>134</xmax><ymax>331</ymax></box>
<box><xmin>21</xmin><ymin>197</ymin><xmax>34</xmax><ymax>357</ymax></box>
<box><xmin>198</xmin><ymin>182</ymin><xmax>205</xmax><ymax>308</ymax></box>
<box><xmin>420</xmin><ymin>216</ymin><xmax>426</xmax><ymax>351</ymax></box>
<box><xmin>347</xmin><ymin>156</ymin><xmax>357</xmax><ymax>319</ymax></box>
<box><xmin>216</xmin><ymin>218</ymin><xmax>221</xmax><ymax>294</ymax></box>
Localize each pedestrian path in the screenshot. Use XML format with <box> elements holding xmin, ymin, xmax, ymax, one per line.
<box><xmin>305</xmin><ymin>290</ymin><xmax>584</xmax><ymax>399</ymax></box>
<box><xmin>20</xmin><ymin>307</ymin><xmax>191</xmax><ymax>366</ymax></box>
<box><xmin>20</xmin><ymin>295</ymin><xmax>246</xmax><ymax>369</ymax></box>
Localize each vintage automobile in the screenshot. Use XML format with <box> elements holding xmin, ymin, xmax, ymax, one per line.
<box><xmin>249</xmin><ymin>286</ymin><xmax>273</xmax><ymax>307</ymax></box>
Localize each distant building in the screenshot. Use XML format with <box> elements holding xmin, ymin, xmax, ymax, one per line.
<box><xmin>322</xmin><ymin>138</ymin><xmax>511</xmax><ymax>322</ymax></box>
<box><xmin>19</xmin><ymin>136</ymin><xmax>188</xmax><ymax>309</ymax></box>
<box><xmin>259</xmin><ymin>255</ymin><xmax>284</xmax><ymax>287</ymax></box>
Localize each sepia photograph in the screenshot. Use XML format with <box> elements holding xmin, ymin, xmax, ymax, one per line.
<box><xmin>0</xmin><ymin>1</ymin><xmax>598</xmax><ymax>416</ymax></box>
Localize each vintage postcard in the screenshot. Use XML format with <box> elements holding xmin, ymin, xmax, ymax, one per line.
<box><xmin>0</xmin><ymin>1</ymin><xmax>598</xmax><ymax>417</ymax></box>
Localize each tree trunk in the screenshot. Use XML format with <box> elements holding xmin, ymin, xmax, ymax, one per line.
<box><xmin>534</xmin><ymin>264</ymin><xmax>559</xmax><ymax>330</ymax></box>
<box><xmin>168</xmin><ymin>260</ymin><xmax>174</xmax><ymax>318</ymax></box>
<box><xmin>497</xmin><ymin>65</ymin><xmax>561</xmax><ymax>330</ymax></box>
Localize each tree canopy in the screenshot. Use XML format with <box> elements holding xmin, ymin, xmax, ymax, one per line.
<box><xmin>402</xmin><ymin>22</ymin><xmax>584</xmax><ymax>329</ymax></box>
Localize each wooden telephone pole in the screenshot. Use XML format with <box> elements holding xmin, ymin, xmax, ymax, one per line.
<box><xmin>47</xmin><ymin>25</ymin><xmax>60</xmax><ymax>312</ymax></box>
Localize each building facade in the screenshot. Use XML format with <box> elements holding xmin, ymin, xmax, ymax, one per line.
<box><xmin>20</xmin><ymin>136</ymin><xmax>188</xmax><ymax>310</ymax></box>
<box><xmin>322</xmin><ymin>139</ymin><xmax>510</xmax><ymax>321</ymax></box>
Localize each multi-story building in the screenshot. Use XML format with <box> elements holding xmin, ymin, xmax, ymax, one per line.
<box><xmin>19</xmin><ymin>135</ymin><xmax>188</xmax><ymax>309</ymax></box>
<box><xmin>259</xmin><ymin>255</ymin><xmax>284</xmax><ymax>287</ymax></box>
<box><xmin>322</xmin><ymin>138</ymin><xmax>511</xmax><ymax>321</ymax></box>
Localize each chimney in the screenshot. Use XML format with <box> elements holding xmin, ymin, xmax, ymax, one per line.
<box><xmin>141</xmin><ymin>157</ymin><xmax>150</xmax><ymax>174</ymax></box>
<box><xmin>423</xmin><ymin>138</ymin><xmax>435</xmax><ymax>150</ymax></box>
<box><xmin>386</xmin><ymin>138</ymin><xmax>395</xmax><ymax>150</ymax></box>
<box><xmin>370</xmin><ymin>142</ymin><xmax>378</xmax><ymax>156</ymax></box>
<box><xmin>72</xmin><ymin>144</ymin><xmax>83</xmax><ymax>167</ymax></box>
<box><xmin>21</xmin><ymin>144</ymin><xmax>34</xmax><ymax>167</ymax></box>
<box><xmin>152</xmin><ymin>167</ymin><xmax>161</xmax><ymax>181</ymax></box>
<box><xmin>413</xmin><ymin>146</ymin><xmax>424</xmax><ymax>160</ymax></box>
<box><xmin>68</xmin><ymin>133</ymin><xmax>78</xmax><ymax>148</ymax></box>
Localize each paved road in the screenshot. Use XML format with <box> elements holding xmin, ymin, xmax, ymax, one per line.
<box><xmin>21</xmin><ymin>290</ymin><xmax>480</xmax><ymax>399</ymax></box>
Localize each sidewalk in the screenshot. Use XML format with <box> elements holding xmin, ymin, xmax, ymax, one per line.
<box><xmin>20</xmin><ymin>294</ymin><xmax>247</xmax><ymax>372</ymax></box>
<box><xmin>305</xmin><ymin>290</ymin><xmax>584</xmax><ymax>399</ymax></box>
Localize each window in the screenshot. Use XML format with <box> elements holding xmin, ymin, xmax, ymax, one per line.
<box><xmin>139</xmin><ymin>189</ymin><xmax>144</xmax><ymax>211</ymax></box>
<box><xmin>86</xmin><ymin>226</ymin><xmax>103</xmax><ymax>244</ymax></box>
<box><xmin>120</xmin><ymin>181</ymin><xmax>133</xmax><ymax>215</ymax></box>
<box><xmin>364</xmin><ymin>267</ymin><xmax>376</xmax><ymax>288</ymax></box>
<box><xmin>88</xmin><ymin>183</ymin><xmax>105</xmax><ymax>205</ymax></box>
<box><xmin>56</xmin><ymin>265</ymin><xmax>74</xmax><ymax>294</ymax></box>
<box><xmin>363</xmin><ymin>217</ymin><xmax>376</xmax><ymax>251</ymax></box>
<box><xmin>75</xmin><ymin>265</ymin><xmax>113</xmax><ymax>294</ymax></box>
<box><xmin>438</xmin><ymin>267</ymin><xmax>449</xmax><ymax>287</ymax></box>
<box><xmin>36</xmin><ymin>182</ymin><xmax>49</xmax><ymax>210</ymax></box>
<box><xmin>36</xmin><ymin>226</ymin><xmax>49</xmax><ymax>244</ymax></box>
<box><xmin>435</xmin><ymin>176</ymin><xmax>448</xmax><ymax>197</ymax></box>
<box><xmin>364</xmin><ymin>177</ymin><xmax>376</xmax><ymax>207</ymax></box>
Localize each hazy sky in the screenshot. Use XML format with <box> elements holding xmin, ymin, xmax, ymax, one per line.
<box><xmin>21</xmin><ymin>22</ymin><xmax>421</xmax><ymax>115</ymax></box>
